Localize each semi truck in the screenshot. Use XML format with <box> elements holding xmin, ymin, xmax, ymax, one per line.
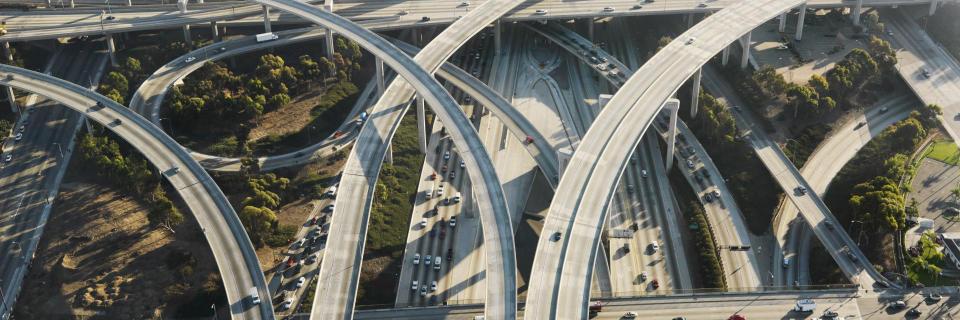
<box><xmin>256</xmin><ymin>32</ymin><xmax>279</xmax><ymax>43</ymax></box>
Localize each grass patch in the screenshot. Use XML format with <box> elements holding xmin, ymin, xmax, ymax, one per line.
<box><xmin>923</xmin><ymin>139</ymin><xmax>960</xmax><ymax>166</ymax></box>
<box><xmin>357</xmin><ymin>113</ymin><xmax>424</xmax><ymax>305</ymax></box>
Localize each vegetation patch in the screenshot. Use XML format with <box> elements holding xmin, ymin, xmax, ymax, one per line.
<box><xmin>922</xmin><ymin>139</ymin><xmax>960</xmax><ymax>166</ymax></box>
<box><xmin>357</xmin><ymin>113</ymin><xmax>424</xmax><ymax>305</ymax></box>
<box><xmin>783</xmin><ymin>123</ymin><xmax>832</xmax><ymax>168</ymax></box>
<box><xmin>667</xmin><ymin>168</ymin><xmax>726</xmax><ymax>289</ymax></box>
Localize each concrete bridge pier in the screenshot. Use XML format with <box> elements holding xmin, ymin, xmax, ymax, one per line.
<box><xmin>69</xmin><ymin>0</ymin><xmax>74</xmax><ymax>8</ymax></box>
<box><xmin>325</xmin><ymin>0</ymin><xmax>336</xmax><ymax>58</ymax></box>
<box><xmin>3</xmin><ymin>42</ymin><xmax>16</xmax><ymax>115</ymax></box>
<box><xmin>851</xmin><ymin>0</ymin><xmax>863</xmax><ymax>26</ymax></box>
<box><xmin>930</xmin><ymin>0</ymin><xmax>940</xmax><ymax>16</ymax></box>
<box><xmin>779</xmin><ymin>12</ymin><xmax>787</xmax><ymax>32</ymax></box>
<box><xmin>106</xmin><ymin>34</ymin><xmax>117</xmax><ymax>66</ymax></box>
<box><xmin>494</xmin><ymin>19</ymin><xmax>502</xmax><ymax>55</ymax></box>
<box><xmin>416</xmin><ymin>97</ymin><xmax>428</xmax><ymax>154</ymax></box>
<box><xmin>586</xmin><ymin>18</ymin><xmax>594</xmax><ymax>42</ymax></box>
<box><xmin>740</xmin><ymin>31</ymin><xmax>751</xmax><ymax>69</ymax></box>
<box><xmin>663</xmin><ymin>99</ymin><xmax>680</xmax><ymax>170</ymax></box>
<box><xmin>721</xmin><ymin>45</ymin><xmax>730</xmax><ymax>65</ymax></box>
<box><xmin>262</xmin><ymin>5</ymin><xmax>272</xmax><ymax>33</ymax></box>
<box><xmin>375</xmin><ymin>57</ymin><xmax>385</xmax><ymax>97</ymax></box>
<box><xmin>687</xmin><ymin>13</ymin><xmax>696</xmax><ymax>28</ymax></box>
<box><xmin>210</xmin><ymin>21</ymin><xmax>220</xmax><ymax>41</ymax></box>
<box><xmin>796</xmin><ymin>4</ymin><xmax>808</xmax><ymax>41</ymax></box>
<box><xmin>689</xmin><ymin>68</ymin><xmax>702</xmax><ymax>118</ymax></box>
<box><xmin>182</xmin><ymin>25</ymin><xmax>192</xmax><ymax>48</ymax></box>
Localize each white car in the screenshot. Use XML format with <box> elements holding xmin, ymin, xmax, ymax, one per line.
<box><xmin>623</xmin><ymin>311</ymin><xmax>639</xmax><ymax>318</ymax></box>
<box><xmin>686</xmin><ymin>159</ymin><xmax>695</xmax><ymax>169</ymax></box>
<box><xmin>443</xmin><ymin>151</ymin><xmax>450</xmax><ymax>160</ymax></box>
<box><xmin>534</xmin><ymin>9</ymin><xmax>548</xmax><ymax>15</ymax></box>
<box><xmin>184</xmin><ymin>56</ymin><xmax>196</xmax><ymax>63</ymax></box>
<box><xmin>425</xmin><ymin>187</ymin><xmax>433</xmax><ymax>199</ymax></box>
<box><xmin>295</xmin><ymin>276</ymin><xmax>306</xmax><ymax>288</ymax></box>
<box><xmin>431</xmin><ymin>281</ymin><xmax>438</xmax><ymax>291</ymax></box>
<box><xmin>4</xmin><ymin>154</ymin><xmax>11</xmax><ymax>162</ymax></box>
<box><xmin>14</xmin><ymin>132</ymin><xmax>21</xmax><ymax>141</ymax></box>
<box><xmin>413</xmin><ymin>253</ymin><xmax>421</xmax><ymax>265</ymax></box>
<box><xmin>641</xmin><ymin>169</ymin><xmax>648</xmax><ymax>178</ymax></box>
<box><xmin>280</xmin><ymin>299</ymin><xmax>293</xmax><ymax>310</ymax></box>
<box><xmin>650</xmin><ymin>241</ymin><xmax>660</xmax><ymax>253</ymax></box>
<box><xmin>460</xmin><ymin>159</ymin><xmax>465</xmax><ymax>168</ymax></box>
<box><xmin>436</xmin><ymin>186</ymin><xmax>444</xmax><ymax>197</ymax></box>
<box><xmin>434</xmin><ymin>256</ymin><xmax>442</xmax><ymax>270</ymax></box>
<box><xmin>685</xmin><ymin>37</ymin><xmax>696</xmax><ymax>45</ymax></box>
<box><xmin>450</xmin><ymin>216</ymin><xmax>458</xmax><ymax>227</ymax></box>
<box><xmin>420</xmin><ymin>219</ymin><xmax>427</xmax><ymax>228</ymax></box>
<box><xmin>602</xmin><ymin>6</ymin><xmax>615</xmax><ymax>12</ymax></box>
<box><xmin>411</xmin><ymin>280</ymin><xmax>419</xmax><ymax>290</ymax></box>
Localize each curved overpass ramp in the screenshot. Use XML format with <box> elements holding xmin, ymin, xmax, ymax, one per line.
<box><xmin>241</xmin><ymin>0</ymin><xmax>521</xmax><ymax>318</ymax></box>
<box><xmin>0</xmin><ymin>64</ymin><xmax>272</xmax><ymax>320</ymax></box>
<box><xmin>525</xmin><ymin>1</ymin><xmax>822</xmax><ymax>318</ymax></box>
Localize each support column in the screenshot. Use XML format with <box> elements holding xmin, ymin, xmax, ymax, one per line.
<box><xmin>2</xmin><ymin>42</ymin><xmax>13</xmax><ymax>63</ymax></box>
<box><xmin>721</xmin><ymin>45</ymin><xmax>730</xmax><ymax>66</ymax></box>
<box><xmin>687</xmin><ymin>13</ymin><xmax>696</xmax><ymax>29</ymax></box>
<box><xmin>210</xmin><ymin>21</ymin><xmax>220</xmax><ymax>42</ymax></box>
<box><xmin>852</xmin><ymin>0</ymin><xmax>863</xmax><ymax>26</ymax></box>
<box><xmin>126</xmin><ymin>0</ymin><xmax>132</xmax><ymax>6</ymax></box>
<box><xmin>796</xmin><ymin>4</ymin><xmax>808</xmax><ymax>41</ymax></box>
<box><xmin>106</xmin><ymin>34</ymin><xmax>117</xmax><ymax>67</ymax></box>
<box><xmin>375</xmin><ymin>57</ymin><xmax>385</xmax><ymax>97</ymax></box>
<box><xmin>586</xmin><ymin>18</ymin><xmax>594</xmax><ymax>42</ymax></box>
<box><xmin>929</xmin><ymin>0</ymin><xmax>940</xmax><ymax>16</ymax></box>
<box><xmin>182</xmin><ymin>25</ymin><xmax>192</xmax><ymax>48</ymax></box>
<box><xmin>740</xmin><ymin>31</ymin><xmax>751</xmax><ymax>69</ymax></box>
<box><xmin>325</xmin><ymin>1</ymin><xmax>335</xmax><ymax>58</ymax></box>
<box><xmin>416</xmin><ymin>97</ymin><xmax>427</xmax><ymax>154</ymax></box>
<box><xmin>5</xmin><ymin>86</ymin><xmax>18</xmax><ymax>116</ymax></box>
<box><xmin>262</xmin><ymin>5</ymin><xmax>272</xmax><ymax>33</ymax></box>
<box><xmin>494</xmin><ymin>20</ymin><xmax>502</xmax><ymax>55</ymax></box>
<box><xmin>779</xmin><ymin>12</ymin><xmax>787</xmax><ymax>32</ymax></box>
<box><xmin>69</xmin><ymin>0</ymin><xmax>74</xmax><ymax>8</ymax></box>
<box><xmin>663</xmin><ymin>99</ymin><xmax>680</xmax><ymax>170</ymax></box>
<box><xmin>384</xmin><ymin>143</ymin><xmax>394</xmax><ymax>165</ymax></box>
<box><xmin>690</xmin><ymin>68</ymin><xmax>702</xmax><ymax>118</ymax></box>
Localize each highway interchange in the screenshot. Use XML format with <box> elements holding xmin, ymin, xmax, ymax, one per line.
<box><xmin>1</xmin><ymin>0</ymin><xmax>960</xmax><ymax>319</ymax></box>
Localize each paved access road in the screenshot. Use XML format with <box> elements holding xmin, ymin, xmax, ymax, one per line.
<box><xmin>0</xmin><ymin>64</ymin><xmax>272</xmax><ymax>319</ymax></box>
<box><xmin>524</xmin><ymin>1</ymin><xmax>806</xmax><ymax>317</ymax></box>
<box><xmin>245</xmin><ymin>0</ymin><xmax>521</xmax><ymax>318</ymax></box>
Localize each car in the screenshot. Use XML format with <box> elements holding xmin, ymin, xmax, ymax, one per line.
<box><xmin>448</xmin><ymin>171</ymin><xmax>456</xmax><ymax>180</ymax></box>
<box><xmin>783</xmin><ymin>257</ymin><xmax>790</xmax><ymax>268</ymax></box>
<box><xmin>323</xmin><ymin>204</ymin><xmax>335</xmax><ymax>213</ymax></box>
<box><xmin>727</xmin><ymin>315</ymin><xmax>745</xmax><ymax>320</ymax></box>
<box><xmin>450</xmin><ymin>216</ymin><xmax>458</xmax><ymax>227</ymax></box>
<box><xmin>796</xmin><ymin>186</ymin><xmax>807</xmax><ymax>195</ymax></box>
<box><xmin>4</xmin><ymin>154</ymin><xmax>11</xmax><ymax>162</ymax></box>
<box><xmin>14</xmin><ymin>132</ymin><xmax>21</xmax><ymax>141</ymax></box>
<box><xmin>420</xmin><ymin>219</ymin><xmax>427</xmax><ymax>228</ymax></box>
<box><xmin>704</xmin><ymin>193</ymin><xmax>713</xmax><ymax>203</ymax></box>
<box><xmin>639</xmin><ymin>271</ymin><xmax>648</xmax><ymax>281</ymax></box>
<box><xmin>889</xmin><ymin>300</ymin><xmax>907</xmax><ymax>309</ymax></box>
<box><xmin>887</xmin><ymin>30</ymin><xmax>894</xmax><ymax>36</ymax></box>
<box><xmin>651</xmin><ymin>279</ymin><xmax>660</xmax><ymax>289</ymax></box>
<box><xmin>685</xmin><ymin>37</ymin><xmax>696</xmax><ymax>45</ymax></box>
<box><xmin>18</xmin><ymin>125</ymin><xmax>24</xmax><ymax>132</ymax></box>
<box><xmin>649</xmin><ymin>241</ymin><xmax>660</xmax><ymax>253</ymax></box>
<box><xmin>880</xmin><ymin>106</ymin><xmax>889</xmax><ymax>113</ymax></box>
<box><xmin>293</xmin><ymin>238</ymin><xmax>305</xmax><ymax>249</ymax></box>
<box><xmin>552</xmin><ymin>231</ymin><xmax>562</xmax><ymax>241</ymax></box>
<box><xmin>712</xmin><ymin>190</ymin><xmax>721</xmax><ymax>198</ymax></box>
<box><xmin>460</xmin><ymin>159</ymin><xmax>465</xmax><ymax>168</ymax></box>
<box><xmin>218</xmin><ymin>47</ymin><xmax>227</xmax><ymax>52</ymax></box>
<box><xmin>602</xmin><ymin>6</ymin><xmax>615</xmax><ymax>12</ymax></box>
<box><xmin>697</xmin><ymin>2</ymin><xmax>708</xmax><ymax>7</ymax></box>
<box><xmin>906</xmin><ymin>308</ymin><xmax>922</xmax><ymax>316</ymax></box>
<box><xmin>420</xmin><ymin>286</ymin><xmax>427</xmax><ymax>296</ymax></box>
<box><xmin>398</xmin><ymin>10</ymin><xmax>409</xmax><ymax>15</ymax></box>
<box><xmin>431</xmin><ymin>281</ymin><xmax>438</xmax><ymax>291</ymax></box>
<box><xmin>421</xmin><ymin>16</ymin><xmax>431</xmax><ymax>22</ymax></box>
<box><xmin>534</xmin><ymin>9</ymin><xmax>548</xmax><ymax>15</ymax></box>
<box><xmin>425</xmin><ymin>187</ymin><xmax>433</xmax><ymax>199</ymax></box>
<box><xmin>112</xmin><ymin>118</ymin><xmax>122</xmax><ymax>126</ymax></box>
<box><xmin>623</xmin><ymin>311</ymin><xmax>638</xmax><ymax>318</ymax></box>
<box><xmin>672</xmin><ymin>318</ymin><xmax>687</xmax><ymax>320</ymax></box>
<box><xmin>185</xmin><ymin>56</ymin><xmax>196</xmax><ymax>63</ymax></box>
<box><xmin>413</xmin><ymin>253</ymin><xmax>421</xmax><ymax>265</ymax></box>
<box><xmin>429</xmin><ymin>172</ymin><xmax>437</xmax><ymax>180</ymax></box>
<box><xmin>434</xmin><ymin>256</ymin><xmax>442</xmax><ymax>270</ymax></box>
<box><xmin>436</xmin><ymin>186</ymin><xmax>444</xmax><ymax>197</ymax></box>
<box><xmin>927</xmin><ymin>293</ymin><xmax>943</xmax><ymax>302</ymax></box>
<box><xmin>641</xmin><ymin>170</ymin><xmax>648</xmax><ymax>178</ymax></box>
<box><xmin>280</xmin><ymin>299</ymin><xmax>293</xmax><ymax>310</ymax></box>
<box><xmin>459</xmin><ymin>1</ymin><xmax>470</xmax><ymax>6</ymax></box>
<box><xmin>443</xmin><ymin>151</ymin><xmax>450</xmax><ymax>160</ymax></box>
<box><xmin>425</xmin><ymin>255</ymin><xmax>432</xmax><ymax>265</ymax></box>
<box><xmin>441</xmin><ymin>165</ymin><xmax>448</xmax><ymax>173</ymax></box>
<box><xmin>105</xmin><ymin>15</ymin><xmax>116</xmax><ymax>20</ymax></box>
<box><xmin>632</xmin><ymin>4</ymin><xmax>643</xmax><ymax>9</ymax></box>
<box><xmin>824</xmin><ymin>221</ymin><xmax>835</xmax><ymax>230</ymax></box>
<box><xmin>822</xmin><ymin>310</ymin><xmax>839</xmax><ymax>318</ymax></box>
<box><xmin>921</xmin><ymin>69</ymin><xmax>931</xmax><ymax>79</ymax></box>
<box><xmin>295</xmin><ymin>276</ymin><xmax>306</xmax><ymax>288</ymax></box>
<box><xmin>306</xmin><ymin>253</ymin><xmax>318</xmax><ymax>264</ymax></box>
<box><xmin>411</xmin><ymin>280</ymin><xmax>418</xmax><ymax>290</ymax></box>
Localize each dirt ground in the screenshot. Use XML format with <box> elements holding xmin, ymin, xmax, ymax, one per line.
<box><xmin>248</xmin><ymin>85</ymin><xmax>334</xmax><ymax>143</ymax></box>
<box><xmin>12</xmin><ymin>181</ymin><xmax>222</xmax><ymax>320</ymax></box>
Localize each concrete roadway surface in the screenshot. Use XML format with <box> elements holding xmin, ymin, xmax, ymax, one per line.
<box><xmin>771</xmin><ymin>94</ymin><xmax>916</xmax><ymax>288</ymax></box>
<box><xmin>884</xmin><ymin>10</ymin><xmax>960</xmax><ymax>148</ymax></box>
<box><xmin>271</xmin><ymin>195</ymin><xmax>334</xmax><ymax>316</ymax></box>
<box><xmin>524</xmin><ymin>1</ymin><xmax>804</xmax><ymax>316</ymax></box>
<box><xmin>700</xmin><ymin>65</ymin><xmax>890</xmax><ymax>290</ymax></box>
<box><xmin>246</xmin><ymin>0</ymin><xmax>522</xmax><ymax>318</ymax></box>
<box><xmin>0</xmin><ymin>44</ymin><xmax>105</xmax><ymax>320</ymax></box>
<box><xmin>0</xmin><ymin>64</ymin><xmax>273</xmax><ymax>319</ymax></box>
<box><xmin>541</xmin><ymin>20</ymin><xmax>687</xmax><ymax>295</ymax></box>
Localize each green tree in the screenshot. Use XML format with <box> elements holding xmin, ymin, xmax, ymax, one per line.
<box><xmin>239</xmin><ymin>206</ymin><xmax>278</xmax><ymax>246</ymax></box>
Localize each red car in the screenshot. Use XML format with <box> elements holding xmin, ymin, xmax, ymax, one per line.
<box><xmin>651</xmin><ymin>279</ymin><xmax>659</xmax><ymax>289</ymax></box>
<box><xmin>525</xmin><ymin>136</ymin><xmax>534</xmax><ymax>144</ymax></box>
<box><xmin>429</xmin><ymin>172</ymin><xmax>437</xmax><ymax>180</ymax></box>
<box><xmin>728</xmin><ymin>315</ymin><xmax>745</xmax><ymax>320</ymax></box>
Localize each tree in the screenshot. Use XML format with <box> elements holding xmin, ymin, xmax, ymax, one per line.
<box><xmin>752</xmin><ymin>65</ymin><xmax>788</xmax><ymax>97</ymax></box>
<box><xmin>103</xmin><ymin>71</ymin><xmax>129</xmax><ymax>95</ymax></box>
<box><xmin>787</xmin><ymin>84</ymin><xmax>820</xmax><ymax>118</ymax></box>
<box><xmin>239</xmin><ymin>206</ymin><xmax>277</xmax><ymax>246</ymax></box>
<box><xmin>299</xmin><ymin>54</ymin><xmax>322</xmax><ymax>80</ymax></box>
<box><xmin>867</xmin><ymin>36</ymin><xmax>897</xmax><ymax>76</ymax></box>
<box><xmin>849</xmin><ymin>175</ymin><xmax>906</xmax><ymax>230</ymax></box>
<box><xmin>104</xmin><ymin>88</ymin><xmax>125</xmax><ymax>105</ymax></box>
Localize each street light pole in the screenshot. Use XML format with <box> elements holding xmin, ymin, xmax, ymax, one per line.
<box><xmin>52</xmin><ymin>142</ymin><xmax>63</xmax><ymax>159</ymax></box>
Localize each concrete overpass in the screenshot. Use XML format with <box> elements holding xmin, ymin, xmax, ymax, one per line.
<box><xmin>0</xmin><ymin>64</ymin><xmax>273</xmax><ymax>320</ymax></box>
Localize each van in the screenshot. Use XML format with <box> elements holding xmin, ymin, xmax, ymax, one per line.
<box><xmin>426</xmin><ymin>187</ymin><xmax>433</xmax><ymax>199</ymax></box>
<box><xmin>434</xmin><ymin>256</ymin><xmax>442</xmax><ymax>270</ymax></box>
<box><xmin>248</xmin><ymin>287</ymin><xmax>261</xmax><ymax>305</ymax></box>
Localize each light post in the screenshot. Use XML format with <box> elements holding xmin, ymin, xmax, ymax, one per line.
<box><xmin>51</xmin><ymin>142</ymin><xmax>63</xmax><ymax>159</ymax></box>
<box><xmin>210</xmin><ymin>303</ymin><xmax>217</xmax><ymax>320</ymax></box>
<box><xmin>851</xmin><ymin>219</ymin><xmax>866</xmax><ymax>246</ymax></box>
<box><xmin>0</xmin><ymin>279</ymin><xmax>7</xmax><ymax>320</ymax></box>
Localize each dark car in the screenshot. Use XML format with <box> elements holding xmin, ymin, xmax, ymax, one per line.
<box><xmin>421</xmin><ymin>16</ymin><xmax>431</xmax><ymax>22</ymax></box>
<box><xmin>552</xmin><ymin>231</ymin><xmax>562</xmax><ymax>241</ymax></box>
<box><xmin>907</xmin><ymin>308</ymin><xmax>922</xmax><ymax>317</ymax></box>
